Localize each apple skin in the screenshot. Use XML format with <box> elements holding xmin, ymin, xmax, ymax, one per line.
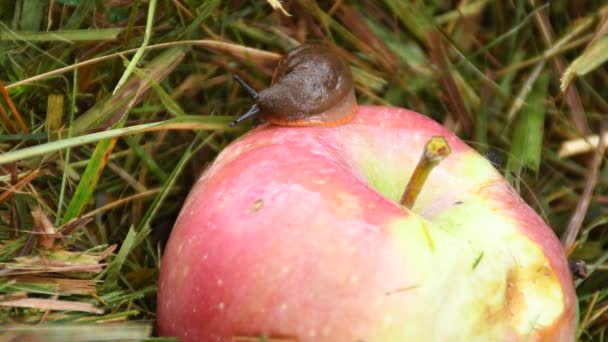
<box><xmin>157</xmin><ymin>106</ymin><xmax>576</xmax><ymax>341</ymax></box>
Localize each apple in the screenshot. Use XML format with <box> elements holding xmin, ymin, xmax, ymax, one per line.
<box><xmin>157</xmin><ymin>105</ymin><xmax>576</xmax><ymax>341</ymax></box>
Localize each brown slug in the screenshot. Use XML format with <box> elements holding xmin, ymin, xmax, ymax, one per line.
<box><xmin>230</xmin><ymin>43</ymin><xmax>358</xmax><ymax>127</ymax></box>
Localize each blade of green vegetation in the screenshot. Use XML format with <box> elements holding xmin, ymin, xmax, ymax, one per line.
<box><xmin>10</xmin><ymin>0</ymin><xmax>22</xmax><ymax>29</ymax></box>
<box><xmin>434</xmin><ymin>0</ymin><xmax>491</xmax><ymax>25</ymax></box>
<box><xmin>561</xmin><ymin>35</ymin><xmax>608</xmax><ymax>91</ymax></box>
<box><xmin>132</xmin><ymin>66</ymin><xmax>186</xmax><ymax>117</ymax></box>
<box><xmin>61</xmin><ymin>49</ymin><xmax>176</xmax><ymax>224</ymax></box>
<box><xmin>137</xmin><ymin>131</ymin><xmax>216</xmax><ymax>231</ymax></box>
<box><xmin>64</xmin><ymin>0</ymin><xmax>95</xmax><ymax>29</ymax></box>
<box><xmin>352</xmin><ymin>67</ymin><xmax>388</xmax><ymax>93</ymax></box>
<box><xmin>183</xmin><ymin>0</ymin><xmax>221</xmax><ymax>39</ymax></box>
<box><xmin>297</xmin><ymin>0</ymin><xmax>377</xmax><ymax>54</ymax></box>
<box><xmin>124</xmin><ymin>137</ymin><xmax>168</xmax><ymax>182</ymax></box>
<box><xmin>56</xmin><ymin>63</ymin><xmax>78</xmax><ymax>224</ymax></box>
<box><xmin>99</xmin><ymin>225</ymin><xmax>151</xmax><ymax>287</ymax></box>
<box><xmin>61</xmin><ymin>46</ymin><xmax>186</xmax><ymax>223</ymax></box>
<box><xmin>0</xmin><ymin>115</ymin><xmax>231</xmax><ymax>165</ymax></box>
<box><xmin>100</xmin><ymin>286</ymin><xmax>157</xmax><ymax>306</ymax></box>
<box><xmin>112</xmin><ymin>0</ymin><xmax>157</xmax><ymax>94</ymax></box>
<box><xmin>383</xmin><ymin>0</ymin><xmax>433</xmax><ymax>44</ymax></box>
<box><xmin>19</xmin><ymin>0</ymin><xmax>44</xmax><ymax>31</ymax></box>
<box><xmin>506</xmin><ymin>74</ymin><xmax>549</xmax><ymax>176</ymax></box>
<box><xmin>73</xmin><ymin>48</ymin><xmax>186</xmax><ymax>133</ymax></box>
<box><xmin>76</xmin><ymin>309</ymin><xmax>141</xmax><ymax>323</ymax></box>
<box><xmin>0</xmin><ymin>236</ymin><xmax>28</xmax><ymax>262</ymax></box>
<box><xmin>0</xmin><ymin>133</ymin><xmax>46</xmax><ymax>141</ymax></box>
<box><xmin>457</xmin><ymin>3</ymin><xmax>543</xmax><ymax>66</ymax></box>
<box><xmin>230</xmin><ymin>20</ymin><xmax>277</xmax><ymax>45</ymax></box>
<box><xmin>55</xmin><ymin>0</ymin><xmax>80</xmax><ymax>5</ymax></box>
<box><xmin>0</xmin><ymin>28</ymin><xmax>123</xmax><ymax>41</ymax></box>
<box><xmin>60</xmin><ymin>122</ymin><xmax>122</xmax><ymax>224</ymax></box>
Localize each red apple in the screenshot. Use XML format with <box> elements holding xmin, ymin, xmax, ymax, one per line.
<box><xmin>157</xmin><ymin>105</ymin><xmax>576</xmax><ymax>341</ymax></box>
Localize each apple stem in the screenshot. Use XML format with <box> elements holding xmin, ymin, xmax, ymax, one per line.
<box><xmin>400</xmin><ymin>136</ymin><xmax>451</xmax><ymax>209</ymax></box>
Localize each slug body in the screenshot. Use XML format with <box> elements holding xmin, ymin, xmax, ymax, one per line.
<box><xmin>231</xmin><ymin>43</ymin><xmax>358</xmax><ymax>127</ymax></box>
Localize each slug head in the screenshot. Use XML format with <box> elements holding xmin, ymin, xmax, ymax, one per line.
<box><xmin>231</xmin><ymin>43</ymin><xmax>357</xmax><ymax>127</ymax></box>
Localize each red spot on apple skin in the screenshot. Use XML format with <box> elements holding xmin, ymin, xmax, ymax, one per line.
<box><xmin>157</xmin><ymin>106</ymin><xmax>576</xmax><ymax>341</ymax></box>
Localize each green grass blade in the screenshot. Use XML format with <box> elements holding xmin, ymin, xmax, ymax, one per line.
<box><xmin>137</xmin><ymin>131</ymin><xmax>216</xmax><ymax>231</ymax></box>
<box><xmin>99</xmin><ymin>225</ymin><xmax>151</xmax><ymax>287</ymax></box>
<box><xmin>0</xmin><ymin>28</ymin><xmax>123</xmax><ymax>42</ymax></box>
<box><xmin>59</xmin><ymin>47</ymin><xmax>186</xmax><ymax>223</ymax></box>
<box><xmin>382</xmin><ymin>0</ymin><xmax>433</xmax><ymax>44</ymax></box>
<box><xmin>60</xmin><ymin>134</ymin><xmax>120</xmax><ymax>224</ymax></box>
<box><xmin>0</xmin><ymin>115</ymin><xmax>232</xmax><ymax>165</ymax></box>
<box><xmin>112</xmin><ymin>0</ymin><xmax>157</xmax><ymax>94</ymax></box>
<box><xmin>183</xmin><ymin>0</ymin><xmax>221</xmax><ymax>39</ymax></box>
<box><xmin>73</xmin><ymin>47</ymin><xmax>186</xmax><ymax>134</ymax></box>
<box><xmin>19</xmin><ymin>0</ymin><xmax>44</xmax><ymax>31</ymax></box>
<box><xmin>56</xmin><ymin>60</ymin><xmax>78</xmax><ymax>225</ymax></box>
<box><xmin>64</xmin><ymin>0</ymin><xmax>95</xmax><ymax>29</ymax></box>
<box><xmin>506</xmin><ymin>74</ymin><xmax>549</xmax><ymax>176</ymax></box>
<box><xmin>124</xmin><ymin>136</ymin><xmax>168</xmax><ymax>182</ymax></box>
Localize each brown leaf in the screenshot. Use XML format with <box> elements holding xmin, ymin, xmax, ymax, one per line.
<box><xmin>31</xmin><ymin>208</ymin><xmax>56</xmax><ymax>250</ymax></box>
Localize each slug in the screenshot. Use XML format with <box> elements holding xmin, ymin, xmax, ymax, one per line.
<box><xmin>230</xmin><ymin>43</ymin><xmax>358</xmax><ymax>127</ymax></box>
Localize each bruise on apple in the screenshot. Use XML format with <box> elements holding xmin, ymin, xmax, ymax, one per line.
<box><xmin>157</xmin><ymin>106</ymin><xmax>576</xmax><ymax>341</ymax></box>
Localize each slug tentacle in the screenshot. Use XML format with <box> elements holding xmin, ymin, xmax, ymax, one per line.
<box><xmin>229</xmin><ymin>104</ymin><xmax>261</xmax><ymax>127</ymax></box>
<box><xmin>232</xmin><ymin>75</ymin><xmax>259</xmax><ymax>101</ymax></box>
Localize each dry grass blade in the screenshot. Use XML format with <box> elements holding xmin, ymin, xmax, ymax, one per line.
<box><xmin>73</xmin><ymin>47</ymin><xmax>187</xmax><ymax>133</ymax></box>
<box><xmin>334</xmin><ymin>4</ymin><xmax>399</xmax><ymax>73</ymax></box>
<box><xmin>45</xmin><ymin>94</ymin><xmax>64</xmax><ymax>138</ymax></box>
<box><xmin>0</xmin><ymin>247</ymin><xmax>113</xmax><ymax>277</ymax></box>
<box><xmin>0</xmin><ymin>98</ymin><xmax>18</xmax><ymax>133</ymax></box>
<box><xmin>562</xmin><ymin>123</ymin><xmax>608</xmax><ymax>249</ymax></box>
<box><xmin>10</xmin><ymin>275</ymin><xmax>97</xmax><ymax>295</ymax></box>
<box><xmin>5</xmin><ymin>40</ymin><xmax>279</xmax><ymax>91</ymax></box>
<box><xmin>0</xmin><ymin>264</ymin><xmax>105</xmax><ymax>277</ymax></box>
<box><xmin>1</xmin><ymin>323</ymin><xmax>152</xmax><ymax>341</ymax></box>
<box><xmin>0</xmin><ymin>80</ymin><xmax>28</xmax><ymax>133</ymax></box>
<box><xmin>267</xmin><ymin>0</ymin><xmax>292</xmax><ymax>16</ymax></box>
<box><xmin>529</xmin><ymin>0</ymin><xmax>589</xmax><ymax>134</ymax></box>
<box><xmin>429</xmin><ymin>32</ymin><xmax>473</xmax><ymax>136</ymax></box>
<box><xmin>72</xmin><ymin>188</ymin><xmax>161</xmax><ymax>224</ymax></box>
<box><xmin>0</xmin><ymin>169</ymin><xmax>40</xmax><ymax>204</ymax></box>
<box><xmin>0</xmin><ymin>297</ymin><xmax>103</xmax><ymax>314</ymax></box>
<box><xmin>505</xmin><ymin>61</ymin><xmax>545</xmax><ymax>123</ymax></box>
<box><xmin>193</xmin><ymin>40</ymin><xmax>282</xmax><ymax>70</ymax></box>
<box><xmin>561</xmin><ymin>35</ymin><xmax>608</xmax><ymax>91</ymax></box>
<box><xmin>558</xmin><ymin>133</ymin><xmax>608</xmax><ymax>158</ymax></box>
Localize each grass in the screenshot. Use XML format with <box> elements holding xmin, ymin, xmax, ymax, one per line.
<box><xmin>0</xmin><ymin>0</ymin><xmax>607</xmax><ymax>340</ymax></box>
